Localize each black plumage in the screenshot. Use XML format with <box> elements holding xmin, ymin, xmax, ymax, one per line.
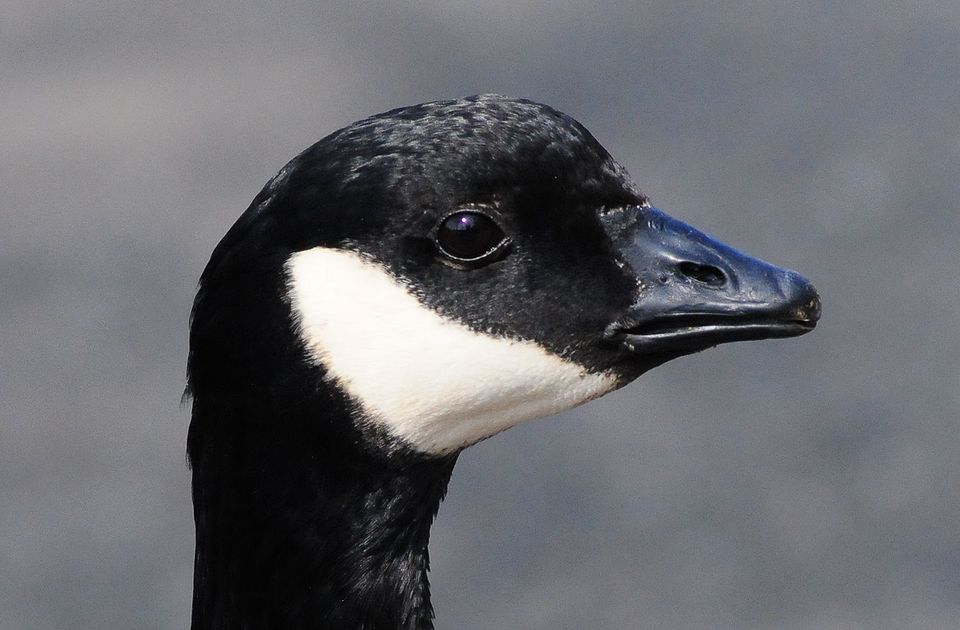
<box><xmin>187</xmin><ymin>95</ymin><xmax>818</xmax><ymax>629</ymax></box>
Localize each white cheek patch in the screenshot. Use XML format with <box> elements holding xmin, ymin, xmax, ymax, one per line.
<box><xmin>285</xmin><ymin>247</ymin><xmax>618</xmax><ymax>455</ymax></box>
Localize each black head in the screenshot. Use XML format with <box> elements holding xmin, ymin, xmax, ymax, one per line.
<box><xmin>188</xmin><ymin>94</ymin><xmax>820</xmax><ymax>457</ymax></box>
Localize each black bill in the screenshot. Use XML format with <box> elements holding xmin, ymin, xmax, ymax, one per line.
<box><xmin>602</xmin><ymin>206</ymin><xmax>821</xmax><ymax>354</ymax></box>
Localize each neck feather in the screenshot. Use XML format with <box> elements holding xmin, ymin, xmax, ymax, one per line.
<box><xmin>188</xmin><ymin>395</ymin><xmax>456</xmax><ymax>630</ymax></box>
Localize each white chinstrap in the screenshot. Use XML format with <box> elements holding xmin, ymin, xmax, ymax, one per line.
<box><xmin>285</xmin><ymin>247</ymin><xmax>617</xmax><ymax>454</ymax></box>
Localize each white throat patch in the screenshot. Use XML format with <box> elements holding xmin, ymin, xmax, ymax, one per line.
<box><xmin>285</xmin><ymin>248</ymin><xmax>618</xmax><ymax>455</ymax></box>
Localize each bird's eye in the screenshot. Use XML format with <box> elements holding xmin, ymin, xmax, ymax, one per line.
<box><xmin>435</xmin><ymin>211</ymin><xmax>509</xmax><ymax>264</ymax></box>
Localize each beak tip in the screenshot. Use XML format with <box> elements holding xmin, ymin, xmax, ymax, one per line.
<box><xmin>781</xmin><ymin>270</ymin><xmax>821</xmax><ymax>326</ymax></box>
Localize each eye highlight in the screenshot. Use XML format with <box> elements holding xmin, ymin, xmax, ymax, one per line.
<box><xmin>435</xmin><ymin>210</ymin><xmax>509</xmax><ymax>265</ymax></box>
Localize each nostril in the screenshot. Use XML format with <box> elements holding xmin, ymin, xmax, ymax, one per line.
<box><xmin>677</xmin><ymin>261</ymin><xmax>727</xmax><ymax>287</ymax></box>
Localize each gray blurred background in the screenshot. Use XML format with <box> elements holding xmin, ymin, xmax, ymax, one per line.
<box><xmin>3</xmin><ymin>2</ymin><xmax>958</xmax><ymax>628</ymax></box>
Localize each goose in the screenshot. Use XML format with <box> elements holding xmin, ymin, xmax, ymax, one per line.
<box><xmin>186</xmin><ymin>94</ymin><xmax>820</xmax><ymax>629</ymax></box>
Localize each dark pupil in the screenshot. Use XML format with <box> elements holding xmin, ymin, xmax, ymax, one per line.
<box><xmin>437</xmin><ymin>212</ymin><xmax>502</xmax><ymax>260</ymax></box>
